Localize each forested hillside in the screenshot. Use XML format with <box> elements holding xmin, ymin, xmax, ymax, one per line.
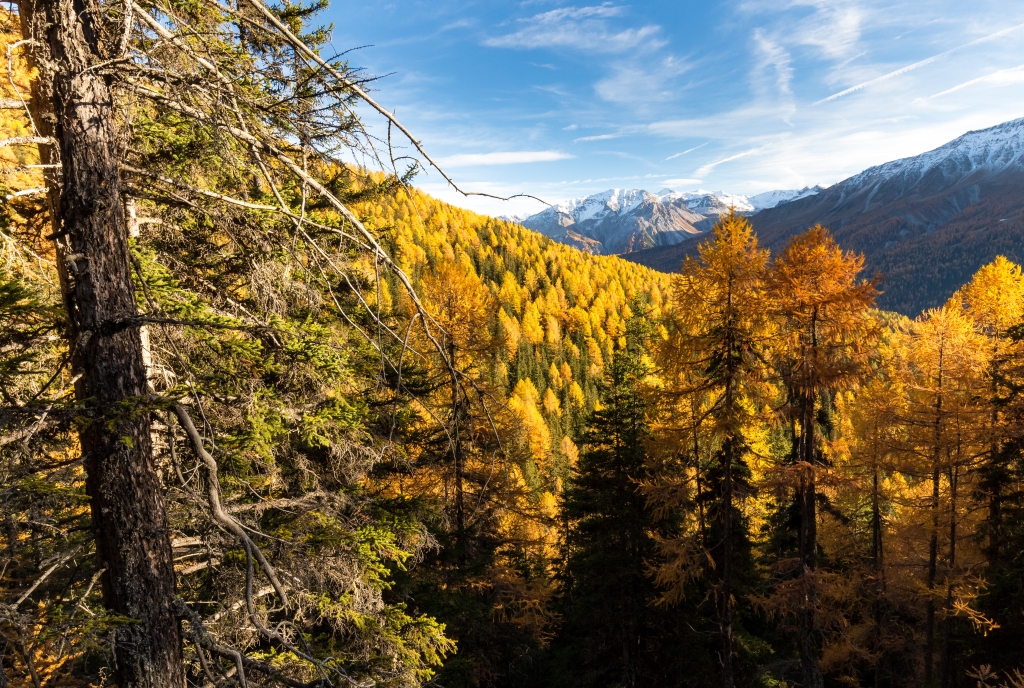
<box><xmin>4</xmin><ymin>2</ymin><xmax>1024</xmax><ymax>688</ymax></box>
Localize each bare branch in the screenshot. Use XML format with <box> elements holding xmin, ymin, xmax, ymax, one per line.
<box><xmin>170</xmin><ymin>403</ymin><xmax>290</xmax><ymax>607</ymax></box>
<box><xmin>4</xmin><ymin>187</ymin><xmax>47</xmax><ymax>199</ymax></box>
<box><xmin>0</xmin><ymin>136</ymin><xmax>50</xmax><ymax>148</ymax></box>
<box><xmin>14</xmin><ymin>544</ymin><xmax>84</xmax><ymax>608</ymax></box>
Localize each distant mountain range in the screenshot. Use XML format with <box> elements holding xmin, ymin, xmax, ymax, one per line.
<box><xmin>619</xmin><ymin>117</ymin><xmax>1024</xmax><ymax>315</ymax></box>
<box><xmin>512</xmin><ymin>186</ymin><xmax>823</xmax><ymax>255</ymax></box>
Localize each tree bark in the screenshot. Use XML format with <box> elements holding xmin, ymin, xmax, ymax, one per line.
<box><xmin>451</xmin><ymin>343</ymin><xmax>465</xmax><ymax>536</ymax></box>
<box><xmin>19</xmin><ymin>0</ymin><xmax>184</xmax><ymax>683</ymax></box>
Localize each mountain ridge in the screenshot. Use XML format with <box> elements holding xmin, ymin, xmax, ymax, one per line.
<box><xmin>622</xmin><ymin>117</ymin><xmax>1024</xmax><ymax>314</ymax></box>
<box><xmin>518</xmin><ymin>185</ymin><xmax>823</xmax><ymax>255</ymax></box>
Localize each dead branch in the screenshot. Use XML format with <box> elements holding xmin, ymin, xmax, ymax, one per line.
<box><xmin>170</xmin><ymin>403</ymin><xmax>289</xmax><ymax>607</ymax></box>
<box><xmin>14</xmin><ymin>544</ymin><xmax>84</xmax><ymax>608</ymax></box>
<box><xmin>0</xmin><ymin>136</ymin><xmax>49</xmax><ymax>148</ymax></box>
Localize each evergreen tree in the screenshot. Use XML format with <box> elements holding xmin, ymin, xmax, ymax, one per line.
<box><xmin>546</xmin><ymin>319</ymin><xmax>681</xmax><ymax>688</ymax></box>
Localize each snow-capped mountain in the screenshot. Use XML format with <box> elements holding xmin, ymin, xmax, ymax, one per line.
<box><xmin>747</xmin><ymin>186</ymin><xmax>824</xmax><ymax>211</ymax></box>
<box><xmin>520</xmin><ymin>186</ymin><xmax>821</xmax><ymax>255</ymax></box>
<box><xmin>626</xmin><ymin>117</ymin><xmax>1024</xmax><ymax>315</ymax></box>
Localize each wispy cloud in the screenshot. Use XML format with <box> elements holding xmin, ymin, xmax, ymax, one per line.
<box><xmin>573</xmin><ymin>133</ymin><xmax>622</xmax><ymax>142</ymax></box>
<box><xmin>438</xmin><ymin>151</ymin><xmax>574</xmax><ymax>166</ymax></box>
<box><xmin>930</xmin><ymin>64</ymin><xmax>1024</xmax><ymax>98</ymax></box>
<box><xmin>483</xmin><ymin>4</ymin><xmax>664</xmax><ymax>53</ymax></box>
<box><xmin>790</xmin><ymin>1</ymin><xmax>863</xmax><ymax>59</ymax></box>
<box><xmin>752</xmin><ymin>29</ymin><xmax>793</xmax><ymax>97</ymax></box>
<box><xmin>594</xmin><ymin>55</ymin><xmax>692</xmax><ymax>103</ymax></box>
<box><xmin>666</xmin><ymin>143</ymin><xmax>708</xmax><ymax>160</ymax></box>
<box><xmin>815</xmin><ymin>21</ymin><xmax>1024</xmax><ymax>104</ymax></box>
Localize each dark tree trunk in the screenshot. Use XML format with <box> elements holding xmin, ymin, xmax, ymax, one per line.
<box><xmin>872</xmin><ymin>455</ymin><xmax>885</xmax><ymax>688</ymax></box>
<box><xmin>925</xmin><ymin>464</ymin><xmax>940</xmax><ymax>688</ymax></box>
<box><xmin>718</xmin><ymin>432</ymin><xmax>734</xmax><ymax>688</ymax></box>
<box><xmin>797</xmin><ymin>312</ymin><xmax>823</xmax><ymax>688</ymax></box>
<box><xmin>939</xmin><ymin>465</ymin><xmax>958</xmax><ymax>688</ymax></box>
<box><xmin>797</xmin><ymin>390</ymin><xmax>823</xmax><ymax>688</ymax></box>
<box><xmin>717</xmin><ymin>281</ymin><xmax>735</xmax><ymax>688</ymax></box>
<box><xmin>871</xmin><ymin>460</ymin><xmax>883</xmax><ymax>575</ymax></box>
<box><xmin>18</xmin><ymin>0</ymin><xmax>184</xmax><ymax>684</ymax></box>
<box><xmin>450</xmin><ymin>343</ymin><xmax>465</xmax><ymax>535</ymax></box>
<box><xmin>985</xmin><ymin>360</ymin><xmax>1002</xmax><ymax>566</ymax></box>
<box><xmin>925</xmin><ymin>354</ymin><xmax>944</xmax><ymax>688</ymax></box>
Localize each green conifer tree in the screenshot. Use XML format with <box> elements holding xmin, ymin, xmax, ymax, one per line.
<box><xmin>546</xmin><ymin>317</ymin><xmax>686</xmax><ymax>688</ymax></box>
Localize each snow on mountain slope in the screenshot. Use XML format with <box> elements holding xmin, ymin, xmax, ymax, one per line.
<box><xmin>520</xmin><ymin>186</ymin><xmax>821</xmax><ymax>255</ymax></box>
<box><xmin>841</xmin><ymin>117</ymin><xmax>1024</xmax><ymax>198</ymax></box>
<box><xmin>742</xmin><ymin>116</ymin><xmax>1024</xmax><ymax>314</ymax></box>
<box><xmin>748</xmin><ymin>186</ymin><xmax>825</xmax><ymax>211</ymax></box>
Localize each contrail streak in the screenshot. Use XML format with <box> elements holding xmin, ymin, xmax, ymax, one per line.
<box><xmin>930</xmin><ymin>64</ymin><xmax>1024</xmax><ymax>98</ymax></box>
<box><xmin>814</xmin><ymin>22</ymin><xmax>1024</xmax><ymax>105</ymax></box>
<box><xmin>694</xmin><ymin>148</ymin><xmax>762</xmax><ymax>177</ymax></box>
<box><xmin>666</xmin><ymin>142</ymin><xmax>708</xmax><ymax>160</ymax></box>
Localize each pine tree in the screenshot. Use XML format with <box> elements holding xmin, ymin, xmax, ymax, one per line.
<box><xmin>547</xmin><ymin>318</ymin><xmax>678</xmax><ymax>688</ymax></box>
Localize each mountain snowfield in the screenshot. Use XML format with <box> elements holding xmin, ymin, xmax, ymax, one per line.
<box><xmin>838</xmin><ymin>115</ymin><xmax>1024</xmax><ymax>198</ymax></box>
<box><xmin>515</xmin><ymin>185</ymin><xmax>824</xmax><ymax>255</ymax></box>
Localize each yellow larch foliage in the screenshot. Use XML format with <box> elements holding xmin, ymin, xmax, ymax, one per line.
<box><xmin>559</xmin><ymin>436</ymin><xmax>579</xmax><ymax>466</ymax></box>
<box><xmin>498</xmin><ymin>308</ymin><xmax>521</xmax><ymax>353</ymax></box>
<box><xmin>544</xmin><ymin>313</ymin><xmax>561</xmax><ymax>347</ymax></box>
<box><xmin>521</xmin><ymin>302</ymin><xmax>545</xmax><ymax>345</ymax></box>
<box><xmin>548</xmin><ymin>363</ymin><xmax>563</xmax><ymax>390</ymax></box>
<box><xmin>542</xmin><ymin>388</ymin><xmax>561</xmax><ymax>416</ymax></box>
<box><xmin>499</xmin><ymin>271</ymin><xmax>523</xmax><ymax>314</ymax></box>
<box><xmin>508</xmin><ymin>379</ymin><xmax>552</xmax><ymax>460</ymax></box>
<box><xmin>568</xmin><ymin>381</ymin><xmax>586</xmax><ymax>408</ymax></box>
<box><xmin>959</xmin><ymin>255</ymin><xmax>1024</xmax><ymax>335</ymax></box>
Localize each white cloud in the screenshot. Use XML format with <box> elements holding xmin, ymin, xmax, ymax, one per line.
<box><xmin>647</xmin><ymin>106</ymin><xmax>796</xmax><ymax>139</ymax></box>
<box><xmin>661</xmin><ymin>178</ymin><xmax>703</xmax><ymax>188</ymax></box>
<box><xmin>791</xmin><ymin>1</ymin><xmax>863</xmax><ymax>59</ymax></box>
<box><xmin>526</xmin><ymin>4</ymin><xmax>625</xmax><ymax>21</ymax></box>
<box><xmin>483</xmin><ymin>4</ymin><xmax>664</xmax><ymax>53</ymax></box>
<box><xmin>573</xmin><ymin>133</ymin><xmax>622</xmax><ymax>142</ymax></box>
<box><xmin>437</xmin><ymin>151</ymin><xmax>574</xmax><ymax>166</ymax></box>
<box><xmin>594</xmin><ymin>55</ymin><xmax>692</xmax><ymax>103</ymax></box>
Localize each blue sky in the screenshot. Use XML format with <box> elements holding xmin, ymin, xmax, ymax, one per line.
<box><xmin>329</xmin><ymin>1</ymin><xmax>1024</xmax><ymax>217</ymax></box>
